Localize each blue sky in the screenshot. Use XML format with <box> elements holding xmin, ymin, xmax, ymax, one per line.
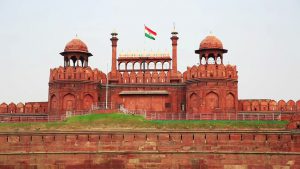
<box><xmin>0</xmin><ymin>0</ymin><xmax>299</xmax><ymax>102</ymax></box>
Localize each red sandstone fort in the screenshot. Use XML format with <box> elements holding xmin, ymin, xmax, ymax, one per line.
<box><xmin>0</xmin><ymin>30</ymin><xmax>300</xmax><ymax>168</ymax></box>
<box><xmin>0</xmin><ymin>31</ymin><xmax>299</xmax><ymax>124</ymax></box>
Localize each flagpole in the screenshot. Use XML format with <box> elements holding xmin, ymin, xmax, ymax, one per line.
<box><xmin>143</xmin><ymin>24</ymin><xmax>145</xmax><ymax>84</ymax></box>
<box><xmin>143</xmin><ymin>24</ymin><xmax>145</xmax><ymax>52</ymax></box>
<box><xmin>105</xmin><ymin>62</ymin><xmax>108</xmax><ymax>109</ymax></box>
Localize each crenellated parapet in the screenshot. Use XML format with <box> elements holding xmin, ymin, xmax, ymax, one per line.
<box><xmin>238</xmin><ymin>99</ymin><xmax>300</xmax><ymax>112</ymax></box>
<box><xmin>49</xmin><ymin>66</ymin><xmax>107</xmax><ymax>84</ymax></box>
<box><xmin>0</xmin><ymin>102</ymin><xmax>48</xmax><ymax>114</ymax></box>
<box><xmin>183</xmin><ymin>64</ymin><xmax>238</xmax><ymax>81</ymax></box>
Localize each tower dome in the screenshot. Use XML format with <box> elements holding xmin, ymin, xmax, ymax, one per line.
<box><xmin>199</xmin><ymin>35</ymin><xmax>223</xmax><ymax>50</ymax></box>
<box><xmin>61</xmin><ymin>38</ymin><xmax>92</xmax><ymax>56</ymax></box>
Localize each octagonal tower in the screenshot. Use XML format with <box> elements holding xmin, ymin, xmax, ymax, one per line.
<box><xmin>48</xmin><ymin>37</ymin><xmax>106</xmax><ymax>116</ymax></box>
<box><xmin>184</xmin><ymin>35</ymin><xmax>238</xmax><ymax>115</ymax></box>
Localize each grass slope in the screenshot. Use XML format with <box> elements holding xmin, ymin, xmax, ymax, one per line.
<box><xmin>0</xmin><ymin>113</ymin><xmax>288</xmax><ymax>131</ymax></box>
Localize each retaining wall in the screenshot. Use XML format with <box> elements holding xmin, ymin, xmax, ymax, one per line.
<box><xmin>0</xmin><ymin>131</ymin><xmax>299</xmax><ymax>168</ymax></box>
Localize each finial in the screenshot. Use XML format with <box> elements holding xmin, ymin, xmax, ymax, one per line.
<box><xmin>173</xmin><ymin>22</ymin><xmax>176</xmax><ymax>31</ymax></box>
<box><xmin>209</xmin><ymin>31</ymin><xmax>213</xmax><ymax>35</ymax></box>
<box><xmin>171</xmin><ymin>22</ymin><xmax>178</xmax><ymax>35</ymax></box>
<box><xmin>111</xmin><ymin>29</ymin><xmax>118</xmax><ymax>37</ymax></box>
<box><xmin>75</xmin><ymin>34</ymin><xmax>79</xmax><ymax>39</ymax></box>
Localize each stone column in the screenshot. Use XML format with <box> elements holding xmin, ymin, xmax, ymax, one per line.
<box><xmin>171</xmin><ymin>31</ymin><xmax>179</xmax><ymax>74</ymax></box>
<box><xmin>110</xmin><ymin>32</ymin><xmax>118</xmax><ymax>75</ymax></box>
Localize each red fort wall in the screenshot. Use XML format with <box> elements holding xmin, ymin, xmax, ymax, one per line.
<box><xmin>0</xmin><ymin>131</ymin><xmax>299</xmax><ymax>168</ymax></box>
<box><xmin>0</xmin><ymin>102</ymin><xmax>48</xmax><ymax>114</ymax></box>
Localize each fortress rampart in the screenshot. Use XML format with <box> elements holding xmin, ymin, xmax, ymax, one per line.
<box><xmin>0</xmin><ymin>130</ymin><xmax>299</xmax><ymax>168</ymax></box>
<box><xmin>238</xmin><ymin>99</ymin><xmax>300</xmax><ymax>112</ymax></box>
<box><xmin>49</xmin><ymin>66</ymin><xmax>106</xmax><ymax>83</ymax></box>
<box><xmin>1</xmin><ymin>98</ymin><xmax>299</xmax><ymax>115</ymax></box>
<box><xmin>0</xmin><ymin>102</ymin><xmax>48</xmax><ymax>114</ymax></box>
<box><xmin>183</xmin><ymin>64</ymin><xmax>238</xmax><ymax>80</ymax></box>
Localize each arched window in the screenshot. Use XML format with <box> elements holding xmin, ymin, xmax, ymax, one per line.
<box><xmin>207</xmin><ymin>53</ymin><xmax>215</xmax><ymax>64</ymax></box>
<box><xmin>119</xmin><ymin>62</ymin><xmax>126</xmax><ymax>70</ymax></box>
<box><xmin>148</xmin><ymin>62</ymin><xmax>155</xmax><ymax>70</ymax></box>
<box><xmin>133</xmin><ymin>62</ymin><xmax>140</xmax><ymax>70</ymax></box>
<box><xmin>207</xmin><ymin>57</ymin><xmax>215</xmax><ymax>64</ymax></box>
<box><xmin>156</xmin><ymin>62</ymin><xmax>162</xmax><ymax>70</ymax></box>
<box><xmin>163</xmin><ymin>62</ymin><xmax>170</xmax><ymax>70</ymax></box>
<box><xmin>127</xmin><ymin>62</ymin><xmax>133</xmax><ymax>70</ymax></box>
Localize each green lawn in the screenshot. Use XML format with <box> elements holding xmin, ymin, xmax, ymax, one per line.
<box><xmin>0</xmin><ymin>113</ymin><xmax>288</xmax><ymax>131</ymax></box>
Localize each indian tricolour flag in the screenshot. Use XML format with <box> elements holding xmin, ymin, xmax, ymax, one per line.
<box><xmin>144</xmin><ymin>25</ymin><xmax>157</xmax><ymax>40</ymax></box>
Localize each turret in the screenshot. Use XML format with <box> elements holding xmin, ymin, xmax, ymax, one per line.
<box><xmin>60</xmin><ymin>37</ymin><xmax>92</xmax><ymax>67</ymax></box>
<box><xmin>195</xmin><ymin>35</ymin><xmax>227</xmax><ymax>65</ymax></box>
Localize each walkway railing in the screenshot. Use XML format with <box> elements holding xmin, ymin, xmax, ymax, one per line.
<box><xmin>0</xmin><ymin>115</ymin><xmax>63</xmax><ymax>123</ymax></box>
<box><xmin>0</xmin><ymin>108</ymin><xmax>283</xmax><ymax>123</ymax></box>
<box><xmin>118</xmin><ymin>107</ymin><xmax>282</xmax><ymax>121</ymax></box>
<box><xmin>91</xmin><ymin>102</ymin><xmax>113</xmax><ymax>110</ymax></box>
<box><xmin>146</xmin><ymin>112</ymin><xmax>281</xmax><ymax>120</ymax></box>
<box><xmin>119</xmin><ymin>107</ymin><xmax>147</xmax><ymax>117</ymax></box>
<box><xmin>0</xmin><ymin>109</ymin><xmax>94</xmax><ymax>123</ymax></box>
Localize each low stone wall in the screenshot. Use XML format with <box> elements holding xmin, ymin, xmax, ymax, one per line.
<box><xmin>0</xmin><ymin>130</ymin><xmax>299</xmax><ymax>168</ymax></box>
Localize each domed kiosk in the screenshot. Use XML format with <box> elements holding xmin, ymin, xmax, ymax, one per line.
<box><xmin>60</xmin><ymin>38</ymin><xmax>92</xmax><ymax>67</ymax></box>
<box><xmin>195</xmin><ymin>35</ymin><xmax>228</xmax><ymax>65</ymax></box>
